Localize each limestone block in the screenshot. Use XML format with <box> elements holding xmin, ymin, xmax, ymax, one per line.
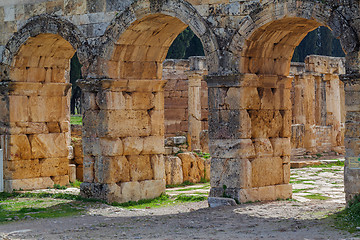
<box><xmin>29</xmin><ymin>96</ymin><xmax>67</xmax><ymax>122</ymax></box>
<box><xmin>204</xmin><ymin>158</ymin><xmax>211</xmax><ymax>181</ymax></box>
<box><xmin>83</xmin><ymin>156</ymin><xmax>95</xmax><ymax>183</ymax></box>
<box><xmin>4</xmin><ymin>159</ymin><xmax>40</xmax><ymax>179</ymax></box>
<box><xmin>97</xmin><ymin>91</ymin><xmax>126</xmax><ymax>110</ymax></box>
<box><xmin>238</xmin><ymin>110</ymin><xmax>252</xmax><ymax>138</ymax></box>
<box><xmin>123</xmin><ymin>137</ymin><xmax>143</xmax><ymax>155</ymax></box>
<box><xmin>249</xmin><ymin>110</ymin><xmax>282</xmax><ymax>138</ymax></box>
<box><xmin>52</xmin><ymin>175</ymin><xmax>69</xmax><ymax>186</ymax></box>
<box><xmin>82</xmin><ymin>137</ymin><xmax>101</xmax><ymax>156</ymax></box>
<box><xmin>143</xmin><ymin>136</ymin><xmax>165</xmax><ymax>154</ymax></box>
<box><xmin>281</xmin><ymin>110</ymin><xmax>292</xmax><ymax>138</ymax></box>
<box><xmin>119</xmin><ymin>181</ymin><xmax>141</xmax><ymax>202</ymax></box>
<box><xmin>128</xmin><ymin>155</ymin><xmax>154</xmax><ymax>181</ymax></box>
<box><xmin>177</xmin><ymin>152</ymin><xmax>200</xmax><ymax>183</ymax></box>
<box><xmin>99</xmin><ymin>137</ymin><xmax>124</xmax><ymax>156</ymax></box>
<box><xmin>30</xmin><ymin>133</ymin><xmax>68</xmax><ymax>158</ymax></box>
<box><xmin>209</xmin><ymin>139</ymin><xmax>255</xmax><ymax>159</ymax></box>
<box><xmin>60</xmin><ymin>121</ymin><xmax>70</xmax><ymax>133</ymax></box>
<box><xmin>208</xmin><ymin>197</ymin><xmax>237</xmax><ymax>208</ymax></box>
<box><xmin>25</xmin><ymin>123</ymin><xmax>48</xmax><ymax>134</ymax></box>
<box><xmin>128</xmin><ymin>92</ymin><xmax>154</xmax><ymax>110</ymax></box>
<box><xmin>253</xmin><ymin>138</ymin><xmax>273</xmax><ymax>157</ymax></box>
<box><xmin>4</xmin><ymin>177</ymin><xmax>54</xmax><ymax>192</ymax></box>
<box><xmin>140</xmin><ymin>179</ymin><xmax>166</xmax><ymax>200</ymax></box>
<box><xmin>238</xmin><ymin>188</ymin><xmax>259</xmax><ymax>203</ymax></box>
<box><xmin>196</xmin><ymin>156</ymin><xmax>205</xmax><ymax>179</ymax></box>
<box><xmin>165</xmin><ymin>156</ymin><xmax>183</xmax><ymax>185</ymax></box>
<box><xmin>150</xmin><ymin>110</ymin><xmax>165</xmax><ymax>136</ymax></box>
<box><xmin>151</xmin><ymin>155</ymin><xmax>165</xmax><ymax>180</ymax></box>
<box><xmin>9</xmin><ymin>96</ymin><xmax>29</xmax><ymax>122</ymax></box>
<box><xmin>102</xmin><ymin>110</ymin><xmax>151</xmax><ymax>138</ymax></box>
<box><xmin>46</xmin><ymin>122</ymin><xmax>61</xmax><ymax>133</ymax></box>
<box><xmin>283</xmin><ymin>163</ymin><xmax>291</xmax><ymax>184</ymax></box>
<box><xmin>257</xmin><ymin>186</ymin><xmax>276</xmax><ymax>201</ymax></box>
<box><xmin>95</xmin><ymin>156</ymin><xmax>130</xmax><ymax>184</ymax></box>
<box><xmin>210</xmin><ymin>158</ymin><xmax>251</xmax><ymax>189</ymax></box>
<box><xmin>7</xmin><ymin>134</ymin><xmax>31</xmax><ymax>160</ymax></box>
<box><xmin>225</xmin><ymin>87</ymin><xmax>261</xmax><ymax>110</ymax></box>
<box><xmin>76</xmin><ymin>165</ymin><xmax>83</xmax><ymax>182</ymax></box>
<box><xmin>270</xmin><ymin>138</ymin><xmax>291</xmax><ymax>156</ymax></box>
<box><xmin>73</xmin><ymin>141</ymin><xmax>84</xmax><ymax>158</ymax></box>
<box><xmin>69</xmin><ymin>164</ymin><xmax>76</xmax><ymax>183</ymax></box>
<box><xmin>39</xmin><ymin>158</ymin><xmax>69</xmax><ymax>177</ymax></box>
<box><xmin>251</xmin><ymin>157</ymin><xmax>283</xmax><ymax>187</ymax></box>
<box><xmin>275</xmin><ymin>184</ymin><xmax>292</xmax><ymax>200</ymax></box>
<box><xmin>259</xmin><ymin>88</ymin><xmax>275</xmax><ymax>109</ymax></box>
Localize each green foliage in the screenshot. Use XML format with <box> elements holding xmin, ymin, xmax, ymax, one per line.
<box><xmin>194</xmin><ymin>151</ymin><xmax>211</xmax><ymax>159</ymax></box>
<box><xmin>303</xmin><ymin>193</ymin><xmax>330</xmax><ymax>200</ymax></box>
<box><xmin>53</xmin><ymin>184</ymin><xmax>67</xmax><ymax>190</ymax></box>
<box><xmin>111</xmin><ymin>193</ymin><xmax>206</xmax><ymax>209</ymax></box>
<box><xmin>166</xmin><ymin>181</ymin><xmax>196</xmax><ymax>188</ymax></box>
<box><xmin>69</xmin><ymin>180</ymin><xmax>82</xmax><ymax>188</ymax></box>
<box><xmin>306</xmin><ymin>160</ymin><xmax>344</xmax><ymax>168</ymax></box>
<box><xmin>331</xmin><ymin>196</ymin><xmax>360</xmax><ymax>233</ymax></box>
<box><xmin>70</xmin><ymin>115</ymin><xmax>82</xmax><ymax>125</ymax></box>
<box><xmin>167</xmin><ymin>27</ymin><xmax>205</xmax><ymax>59</ymax></box>
<box><xmin>292</xmin><ymin>26</ymin><xmax>345</xmax><ymax>62</ymax></box>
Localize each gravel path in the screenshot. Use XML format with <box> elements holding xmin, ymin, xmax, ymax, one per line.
<box><xmin>1</xmin><ymin>165</ymin><xmax>359</xmax><ymax>240</ymax></box>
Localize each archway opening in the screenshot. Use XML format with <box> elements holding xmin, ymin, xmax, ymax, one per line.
<box><xmin>3</xmin><ymin>33</ymin><xmax>75</xmax><ymax>191</ymax></box>
<box><xmin>230</xmin><ymin>17</ymin><xmax>346</xmax><ymax>203</ymax></box>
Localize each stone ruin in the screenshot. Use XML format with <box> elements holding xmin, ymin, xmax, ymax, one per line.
<box><xmin>1</xmin><ymin>0</ymin><xmax>360</xmax><ymax>204</ymax></box>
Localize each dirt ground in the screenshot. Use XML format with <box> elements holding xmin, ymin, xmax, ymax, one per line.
<box><xmin>1</xmin><ymin>164</ymin><xmax>360</xmax><ymax>240</ymax></box>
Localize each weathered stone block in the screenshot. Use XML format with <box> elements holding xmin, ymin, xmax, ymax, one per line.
<box><xmin>165</xmin><ymin>156</ymin><xmax>183</xmax><ymax>185</ymax></box>
<box><xmin>9</xmin><ymin>96</ymin><xmax>29</xmax><ymax>122</ymax></box>
<box><xmin>151</xmin><ymin>155</ymin><xmax>165</xmax><ymax>180</ymax></box>
<box><xmin>39</xmin><ymin>158</ymin><xmax>69</xmax><ymax>177</ymax></box>
<box><xmin>97</xmin><ymin>156</ymin><xmax>130</xmax><ymax>184</ymax></box>
<box><xmin>140</xmin><ymin>180</ymin><xmax>166</xmax><ymax>200</ymax></box>
<box><xmin>7</xmin><ymin>134</ymin><xmax>31</xmax><ymax>160</ymax></box>
<box><xmin>69</xmin><ymin>164</ymin><xmax>76</xmax><ymax>183</ymax></box>
<box><xmin>52</xmin><ymin>175</ymin><xmax>69</xmax><ymax>186</ymax></box>
<box><xmin>119</xmin><ymin>181</ymin><xmax>141</xmax><ymax>202</ymax></box>
<box><xmin>210</xmin><ymin>158</ymin><xmax>251</xmax><ymax>189</ymax></box>
<box><xmin>30</xmin><ymin>133</ymin><xmax>68</xmax><ymax>158</ymax></box>
<box><xmin>123</xmin><ymin>137</ymin><xmax>143</xmax><ymax>155</ymax></box>
<box><xmin>251</xmin><ymin>157</ymin><xmax>283</xmax><ymax>187</ymax></box>
<box><xmin>270</xmin><ymin>138</ymin><xmax>291</xmax><ymax>156</ymax></box>
<box><xmin>4</xmin><ymin>177</ymin><xmax>54</xmax><ymax>192</ymax></box>
<box><xmin>253</xmin><ymin>138</ymin><xmax>273</xmax><ymax>157</ymax></box>
<box><xmin>46</xmin><ymin>122</ymin><xmax>61</xmax><ymax>133</ymax></box>
<box><xmin>4</xmin><ymin>159</ymin><xmax>40</xmax><ymax>179</ymax></box>
<box><xmin>275</xmin><ymin>184</ymin><xmax>292</xmax><ymax>200</ymax></box>
<box><xmin>143</xmin><ymin>136</ymin><xmax>165</xmax><ymax>154</ymax></box>
<box><xmin>209</xmin><ymin>139</ymin><xmax>255</xmax><ymax>159</ymax></box>
<box><xmin>99</xmin><ymin>137</ymin><xmax>124</xmax><ymax>156</ymax></box>
<box><xmin>128</xmin><ymin>155</ymin><xmax>154</xmax><ymax>181</ymax></box>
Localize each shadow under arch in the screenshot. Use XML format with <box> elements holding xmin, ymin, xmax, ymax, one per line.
<box><xmin>92</xmin><ymin>0</ymin><xmax>219</xmax><ymax>79</ymax></box>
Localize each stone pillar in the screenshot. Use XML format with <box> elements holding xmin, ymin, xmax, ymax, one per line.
<box><xmin>340</xmin><ymin>74</ymin><xmax>360</xmax><ymax>202</ymax></box>
<box><xmin>206</xmin><ymin>74</ymin><xmax>292</xmax><ymax>203</ymax></box>
<box><xmin>78</xmin><ymin>79</ymin><xmax>166</xmax><ymax>203</ymax></box>
<box><xmin>0</xmin><ymin>82</ymin><xmax>71</xmax><ymax>191</ymax></box>
<box><xmin>187</xmin><ymin>57</ymin><xmax>207</xmax><ymax>151</ymax></box>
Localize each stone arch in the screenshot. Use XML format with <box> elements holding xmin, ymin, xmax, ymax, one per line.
<box><xmin>228</xmin><ymin>0</ymin><xmax>359</xmax><ymax>76</ymax></box>
<box><xmin>1</xmin><ymin>14</ymin><xmax>87</xmax><ymax>80</ymax></box>
<box><xmin>0</xmin><ymin>15</ymin><xmax>86</xmax><ymax>191</ymax></box>
<box><xmin>90</xmin><ymin>0</ymin><xmax>219</xmax><ymax>78</ymax></box>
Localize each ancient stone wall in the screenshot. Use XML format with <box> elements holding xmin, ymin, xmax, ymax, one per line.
<box><xmin>1</xmin><ymin>0</ymin><xmax>360</xmax><ymax>204</ymax></box>
<box><xmin>290</xmin><ymin>55</ymin><xmax>346</xmax><ymax>156</ymax></box>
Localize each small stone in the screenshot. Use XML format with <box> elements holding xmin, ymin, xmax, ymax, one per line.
<box><xmin>208</xmin><ymin>197</ymin><xmax>237</xmax><ymax>208</ymax></box>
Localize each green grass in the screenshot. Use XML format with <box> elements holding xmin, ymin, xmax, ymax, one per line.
<box><xmin>0</xmin><ymin>192</ymin><xmax>102</xmax><ymax>223</ymax></box>
<box><xmin>111</xmin><ymin>194</ymin><xmax>207</xmax><ymax>209</ymax></box>
<box><xmin>303</xmin><ymin>193</ymin><xmax>330</xmax><ymax>200</ymax></box>
<box><xmin>70</xmin><ymin>180</ymin><xmax>82</xmax><ymax>188</ymax></box>
<box><xmin>330</xmin><ymin>197</ymin><xmax>360</xmax><ymax>233</ymax></box>
<box><xmin>70</xmin><ymin>115</ymin><xmax>82</xmax><ymax>125</ymax></box>
<box><xmin>166</xmin><ymin>181</ymin><xmax>196</xmax><ymax>188</ymax></box>
<box><xmin>292</xmin><ymin>188</ymin><xmax>315</xmax><ymax>193</ymax></box>
<box><xmin>306</xmin><ymin>160</ymin><xmax>344</xmax><ymax>168</ymax></box>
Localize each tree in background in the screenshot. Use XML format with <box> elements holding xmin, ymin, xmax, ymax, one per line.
<box><xmin>292</xmin><ymin>26</ymin><xmax>345</xmax><ymax>62</ymax></box>
<box><xmin>167</xmin><ymin>27</ymin><xmax>204</xmax><ymax>59</ymax></box>
<box><xmin>70</xmin><ymin>53</ymin><xmax>82</xmax><ymax>115</ymax></box>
